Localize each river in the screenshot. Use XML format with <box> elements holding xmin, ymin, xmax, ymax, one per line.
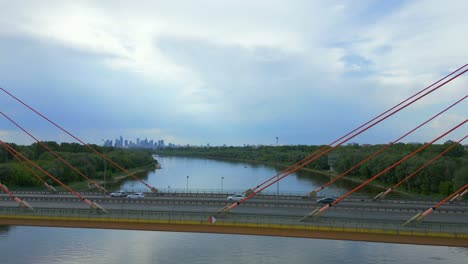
<box><xmin>0</xmin><ymin>155</ymin><xmax>466</xmax><ymax>264</ymax></box>
<box><xmin>120</xmin><ymin>155</ymin><xmax>384</xmax><ymax>197</ymax></box>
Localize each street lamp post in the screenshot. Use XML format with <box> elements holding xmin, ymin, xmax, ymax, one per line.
<box><xmin>276</xmin><ymin>136</ymin><xmax>279</xmax><ymax>197</ymax></box>
<box><xmin>101</xmin><ymin>139</ymin><xmax>107</xmax><ymax>192</ymax></box>
<box><xmin>103</xmin><ymin>159</ymin><xmax>107</xmax><ymax>191</ymax></box>
<box><xmin>186</xmin><ymin>176</ymin><xmax>189</xmax><ymax>192</ymax></box>
<box><xmin>221</xmin><ymin>176</ymin><xmax>224</xmax><ymax>192</ymax></box>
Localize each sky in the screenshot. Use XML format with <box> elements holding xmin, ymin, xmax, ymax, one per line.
<box><xmin>0</xmin><ymin>0</ymin><xmax>467</xmax><ymax>146</ymax></box>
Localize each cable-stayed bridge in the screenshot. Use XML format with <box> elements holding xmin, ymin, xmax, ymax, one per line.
<box><xmin>0</xmin><ymin>65</ymin><xmax>467</xmax><ymax>246</ymax></box>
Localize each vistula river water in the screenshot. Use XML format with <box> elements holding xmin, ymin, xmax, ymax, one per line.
<box><xmin>120</xmin><ymin>155</ymin><xmax>383</xmax><ymax>196</ymax></box>
<box><xmin>0</xmin><ymin>155</ymin><xmax>466</xmax><ymax>264</ymax></box>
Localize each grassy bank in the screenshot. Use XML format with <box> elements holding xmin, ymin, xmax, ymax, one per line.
<box><xmin>54</xmin><ymin>163</ymin><xmax>158</xmax><ymax>192</ymax></box>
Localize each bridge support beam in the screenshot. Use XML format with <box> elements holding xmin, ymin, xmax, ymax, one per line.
<box><xmin>402</xmin><ymin>212</ymin><xmax>423</xmax><ymax>226</ymax></box>
<box><xmin>300</xmin><ymin>204</ymin><xmax>332</xmax><ymax>222</ymax></box>
<box><xmin>1</xmin><ymin>183</ymin><xmax>34</xmax><ymax>211</ymax></box>
<box><xmin>90</xmin><ymin>201</ymin><xmax>108</xmax><ymax>214</ymax></box>
<box><xmin>458</xmin><ymin>189</ymin><xmax>467</xmax><ymax>200</ymax></box>
<box><xmin>44</xmin><ymin>183</ymin><xmax>57</xmax><ymax>193</ymax></box>
<box><xmin>82</xmin><ymin>199</ymin><xmax>108</xmax><ymax>214</ymax></box>
<box><xmin>1</xmin><ymin>216</ymin><xmax>466</xmax><ymax>247</ymax></box>
<box><xmin>14</xmin><ymin>197</ymin><xmax>34</xmax><ymax>211</ymax></box>
<box><xmin>216</xmin><ymin>205</ymin><xmax>231</xmax><ymax>214</ymax></box>
<box><xmin>374</xmin><ymin>187</ymin><xmax>394</xmax><ymax>200</ymax></box>
<box><xmin>450</xmin><ymin>189</ymin><xmax>467</xmax><ymax>202</ymax></box>
<box><xmin>308</xmin><ymin>186</ymin><xmax>324</xmax><ymax>197</ymax></box>
<box><xmin>244</xmin><ymin>189</ymin><xmax>254</xmax><ymax>195</ymax></box>
<box><xmin>299</xmin><ymin>209</ymin><xmax>319</xmax><ymax>222</ymax></box>
<box><xmin>403</xmin><ymin>208</ymin><xmax>435</xmax><ymax>227</ymax></box>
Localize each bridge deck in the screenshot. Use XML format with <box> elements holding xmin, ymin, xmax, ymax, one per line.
<box><xmin>1</xmin><ymin>192</ymin><xmax>466</xmax><ymax>246</ymax></box>
<box><xmin>1</xmin><ymin>214</ymin><xmax>467</xmax><ymax>247</ymax></box>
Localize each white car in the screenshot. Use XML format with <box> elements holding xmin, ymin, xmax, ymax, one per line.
<box><xmin>227</xmin><ymin>194</ymin><xmax>245</xmax><ymax>202</ymax></box>
<box><xmin>127</xmin><ymin>192</ymin><xmax>145</xmax><ymax>199</ymax></box>
<box><xmin>110</xmin><ymin>191</ymin><xmax>127</xmax><ymax>197</ymax></box>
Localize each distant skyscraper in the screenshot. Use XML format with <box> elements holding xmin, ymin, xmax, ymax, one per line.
<box><xmin>104</xmin><ymin>136</ymin><xmax>170</xmax><ymax>149</ymax></box>
<box><xmin>158</xmin><ymin>140</ymin><xmax>165</xmax><ymax>148</ymax></box>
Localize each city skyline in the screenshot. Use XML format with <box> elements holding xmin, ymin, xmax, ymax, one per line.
<box><xmin>103</xmin><ymin>136</ymin><xmax>170</xmax><ymax>149</ymax></box>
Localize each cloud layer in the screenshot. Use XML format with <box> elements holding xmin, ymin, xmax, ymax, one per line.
<box><xmin>0</xmin><ymin>0</ymin><xmax>466</xmax><ymax>146</ymax></box>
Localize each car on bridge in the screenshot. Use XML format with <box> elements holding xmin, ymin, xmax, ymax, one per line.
<box><xmin>317</xmin><ymin>197</ymin><xmax>336</xmax><ymax>204</ymax></box>
<box><xmin>110</xmin><ymin>191</ymin><xmax>128</xmax><ymax>197</ymax></box>
<box><xmin>127</xmin><ymin>192</ymin><xmax>145</xmax><ymax>199</ymax></box>
<box><xmin>227</xmin><ymin>194</ymin><xmax>245</xmax><ymax>202</ymax></box>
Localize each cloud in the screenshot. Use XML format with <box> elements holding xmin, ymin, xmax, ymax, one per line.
<box><xmin>428</xmin><ymin>113</ymin><xmax>467</xmax><ymax>143</ymax></box>
<box><xmin>0</xmin><ymin>1</ymin><xmax>466</xmax><ymax>146</ymax></box>
<box><xmin>0</xmin><ymin>130</ymin><xmax>10</xmax><ymax>137</ymax></box>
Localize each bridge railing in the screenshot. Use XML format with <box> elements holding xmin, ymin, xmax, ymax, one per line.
<box><xmin>0</xmin><ymin>207</ymin><xmax>466</xmax><ymax>235</ymax></box>
<box><xmin>2</xmin><ymin>188</ymin><xmax>453</xmax><ymax>203</ymax></box>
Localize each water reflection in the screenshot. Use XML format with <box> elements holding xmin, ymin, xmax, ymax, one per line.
<box><xmin>0</xmin><ymin>226</ymin><xmax>466</xmax><ymax>264</ymax></box>
<box><xmin>0</xmin><ymin>225</ymin><xmax>12</xmax><ymax>236</ymax></box>
<box><xmin>120</xmin><ymin>155</ymin><xmax>385</xmax><ymax>197</ymax></box>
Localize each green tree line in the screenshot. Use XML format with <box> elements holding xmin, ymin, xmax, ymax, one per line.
<box><xmin>156</xmin><ymin>141</ymin><xmax>467</xmax><ymax>195</ymax></box>
<box><xmin>0</xmin><ymin>142</ymin><xmax>156</xmax><ymax>187</ymax></box>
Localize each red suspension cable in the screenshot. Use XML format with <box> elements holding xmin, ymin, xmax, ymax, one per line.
<box><xmin>0</xmin><ymin>142</ymin><xmax>56</xmax><ymax>191</ymax></box>
<box><xmin>404</xmin><ymin>183</ymin><xmax>468</xmax><ymax>225</ymax></box>
<box><xmin>0</xmin><ymin>178</ymin><xmax>34</xmax><ymax>210</ymax></box>
<box><xmin>0</xmin><ymin>88</ymin><xmax>158</xmax><ymax>193</ymax></box>
<box><xmin>1</xmin><ymin>112</ymin><xmax>107</xmax><ymax>192</ymax></box>
<box><xmin>0</xmin><ymin>140</ymin><xmax>106</xmax><ymax>212</ymax></box>
<box><xmin>246</xmin><ymin>64</ymin><xmax>468</xmax><ymax>193</ymax></box>
<box><xmin>218</xmin><ymin>67</ymin><xmax>467</xmax><ymax>213</ymax></box>
<box><xmin>312</xmin><ymin>95</ymin><xmax>467</xmax><ymax>196</ymax></box>
<box><xmin>375</xmin><ymin>135</ymin><xmax>467</xmax><ymax>200</ymax></box>
<box><xmin>306</xmin><ymin>120</ymin><xmax>466</xmax><ymax>218</ymax></box>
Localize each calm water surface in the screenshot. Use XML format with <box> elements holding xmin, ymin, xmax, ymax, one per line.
<box><xmin>0</xmin><ymin>226</ymin><xmax>466</xmax><ymax>264</ymax></box>
<box><xmin>121</xmin><ymin>155</ymin><xmax>383</xmax><ymax>197</ymax></box>
<box><xmin>0</xmin><ymin>156</ymin><xmax>465</xmax><ymax>264</ymax></box>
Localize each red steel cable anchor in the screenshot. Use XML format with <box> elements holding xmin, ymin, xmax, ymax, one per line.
<box><xmin>449</xmin><ymin>188</ymin><xmax>467</xmax><ymax>202</ymax></box>
<box><xmin>0</xmin><ymin>182</ymin><xmax>34</xmax><ymax>210</ymax></box>
<box><xmin>403</xmin><ymin>184</ymin><xmax>468</xmax><ymax>226</ymax></box>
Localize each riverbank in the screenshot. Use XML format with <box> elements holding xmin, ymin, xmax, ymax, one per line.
<box><xmin>58</xmin><ymin>163</ymin><xmax>159</xmax><ymax>192</ymax></box>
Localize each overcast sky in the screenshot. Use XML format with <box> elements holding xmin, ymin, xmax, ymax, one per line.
<box><xmin>0</xmin><ymin>0</ymin><xmax>466</xmax><ymax>146</ymax></box>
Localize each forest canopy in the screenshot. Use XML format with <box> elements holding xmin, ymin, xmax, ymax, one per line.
<box><xmin>0</xmin><ymin>142</ymin><xmax>155</xmax><ymax>187</ymax></box>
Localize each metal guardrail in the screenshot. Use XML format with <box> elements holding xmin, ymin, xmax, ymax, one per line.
<box><xmin>3</xmin><ymin>187</ymin><xmax>446</xmax><ymax>201</ymax></box>
<box><xmin>1</xmin><ymin>193</ymin><xmax>466</xmax><ymax>213</ymax></box>
<box><xmin>3</xmin><ymin>189</ymin><xmax>458</xmax><ymax>203</ymax></box>
<box><xmin>0</xmin><ymin>207</ymin><xmax>466</xmax><ymax>235</ymax></box>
